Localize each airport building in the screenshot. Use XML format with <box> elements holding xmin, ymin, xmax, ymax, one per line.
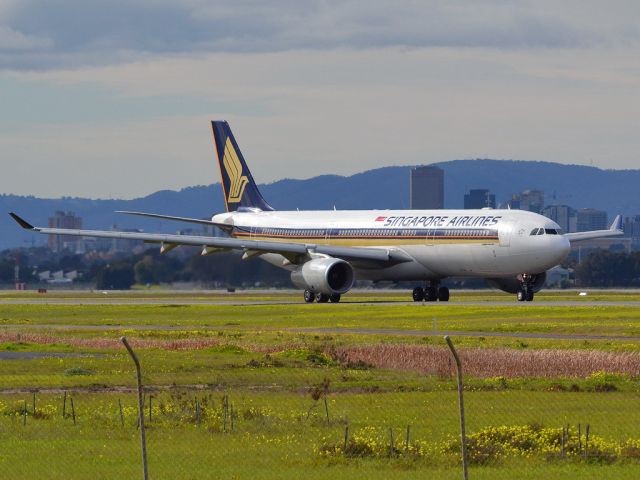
<box><xmin>410</xmin><ymin>166</ymin><xmax>444</xmax><ymax>209</ymax></box>
<box><xmin>577</xmin><ymin>208</ymin><xmax>608</xmax><ymax>232</ymax></box>
<box><xmin>542</xmin><ymin>205</ymin><xmax>576</xmax><ymax>233</ymax></box>
<box><xmin>48</xmin><ymin>211</ymin><xmax>83</xmax><ymax>253</ymax></box>
<box><xmin>464</xmin><ymin>189</ymin><xmax>496</xmax><ymax>209</ymax></box>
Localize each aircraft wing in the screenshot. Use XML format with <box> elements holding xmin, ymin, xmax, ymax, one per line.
<box><xmin>563</xmin><ymin>215</ymin><xmax>624</xmax><ymax>242</ymax></box>
<box><xmin>9</xmin><ymin>213</ymin><xmax>413</xmax><ymax>266</ymax></box>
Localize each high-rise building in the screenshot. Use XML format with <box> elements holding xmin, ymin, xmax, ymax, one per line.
<box><xmin>519</xmin><ymin>190</ymin><xmax>545</xmax><ymax>214</ymax></box>
<box><xmin>508</xmin><ymin>194</ymin><xmax>521</xmax><ymax>210</ymax></box>
<box><xmin>464</xmin><ymin>189</ymin><xmax>496</xmax><ymax>209</ymax></box>
<box><xmin>509</xmin><ymin>189</ymin><xmax>544</xmax><ymax>213</ymax></box>
<box><xmin>623</xmin><ymin>215</ymin><xmax>640</xmax><ymax>249</ymax></box>
<box><xmin>410</xmin><ymin>166</ymin><xmax>444</xmax><ymax>209</ymax></box>
<box><xmin>48</xmin><ymin>211</ymin><xmax>82</xmax><ymax>253</ymax></box>
<box><xmin>542</xmin><ymin>205</ymin><xmax>576</xmax><ymax>233</ymax></box>
<box><xmin>623</xmin><ymin>215</ymin><xmax>640</xmax><ymax>237</ymax></box>
<box><xmin>577</xmin><ymin>208</ymin><xmax>608</xmax><ymax>232</ymax></box>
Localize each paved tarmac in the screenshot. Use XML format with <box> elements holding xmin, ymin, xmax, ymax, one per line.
<box><xmin>2</xmin><ymin>299</ymin><xmax>640</xmax><ymax>307</ymax></box>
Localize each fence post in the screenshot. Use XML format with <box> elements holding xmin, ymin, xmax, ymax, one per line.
<box><xmin>119</xmin><ymin>399</ymin><xmax>125</xmax><ymax>427</ymax></box>
<box><xmin>324</xmin><ymin>396</ymin><xmax>330</xmax><ymax>426</ymax></box>
<box><xmin>344</xmin><ymin>425</ymin><xmax>349</xmax><ymax>451</ymax></box>
<box><xmin>445</xmin><ymin>335</ymin><xmax>469</xmax><ymax>480</ymax></box>
<box><xmin>121</xmin><ymin>336</ymin><xmax>149</xmax><ymax>480</ymax></box>
<box><xmin>405</xmin><ymin>425</ymin><xmax>410</xmax><ymax>451</ymax></box>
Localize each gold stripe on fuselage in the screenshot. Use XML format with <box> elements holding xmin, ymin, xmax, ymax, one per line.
<box><xmin>233</xmin><ymin>232</ymin><xmax>498</xmax><ymax>246</ymax></box>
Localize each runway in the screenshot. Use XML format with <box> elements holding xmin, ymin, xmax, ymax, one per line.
<box><xmin>2</xmin><ymin>299</ymin><xmax>640</xmax><ymax>307</ymax></box>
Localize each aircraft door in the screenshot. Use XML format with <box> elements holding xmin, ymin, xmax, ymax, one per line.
<box><xmin>499</xmin><ymin>220</ymin><xmax>513</xmax><ymax>247</ymax></box>
<box><xmin>325</xmin><ymin>222</ymin><xmax>336</xmax><ymax>245</ymax></box>
<box><xmin>425</xmin><ymin>227</ymin><xmax>435</xmax><ymax>246</ymax></box>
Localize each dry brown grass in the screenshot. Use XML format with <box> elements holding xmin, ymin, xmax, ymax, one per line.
<box><xmin>0</xmin><ymin>332</ymin><xmax>303</xmax><ymax>353</ymax></box>
<box><xmin>0</xmin><ymin>332</ymin><xmax>227</xmax><ymax>351</ymax></box>
<box><xmin>332</xmin><ymin>344</ymin><xmax>640</xmax><ymax>378</ymax></box>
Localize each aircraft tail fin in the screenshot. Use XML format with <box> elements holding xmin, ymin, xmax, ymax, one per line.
<box><xmin>211</xmin><ymin>121</ymin><xmax>273</xmax><ymax>212</ymax></box>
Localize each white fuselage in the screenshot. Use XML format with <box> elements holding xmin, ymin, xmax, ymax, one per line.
<box><xmin>212</xmin><ymin>208</ymin><xmax>570</xmax><ymax>281</ymax></box>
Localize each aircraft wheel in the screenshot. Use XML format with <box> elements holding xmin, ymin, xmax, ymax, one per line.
<box><xmin>438</xmin><ymin>286</ymin><xmax>450</xmax><ymax>302</ymax></box>
<box><xmin>316</xmin><ymin>293</ymin><xmax>330</xmax><ymax>303</ymax></box>
<box><xmin>329</xmin><ymin>293</ymin><xmax>341</xmax><ymax>303</ymax></box>
<box><xmin>425</xmin><ymin>286</ymin><xmax>438</xmax><ymax>302</ymax></box>
<box><xmin>526</xmin><ymin>291</ymin><xmax>534</xmax><ymax>302</ymax></box>
<box><xmin>412</xmin><ymin>287</ymin><xmax>425</xmax><ymax>302</ymax></box>
<box><xmin>516</xmin><ymin>290</ymin><xmax>525</xmax><ymax>302</ymax></box>
<box><xmin>304</xmin><ymin>290</ymin><xmax>315</xmax><ymax>303</ymax></box>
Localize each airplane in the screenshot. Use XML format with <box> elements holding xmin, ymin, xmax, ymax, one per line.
<box><xmin>10</xmin><ymin>121</ymin><xmax>624</xmax><ymax>303</ymax></box>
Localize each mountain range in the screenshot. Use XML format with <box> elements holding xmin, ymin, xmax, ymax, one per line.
<box><xmin>1</xmin><ymin>159</ymin><xmax>638</xmax><ymax>251</ymax></box>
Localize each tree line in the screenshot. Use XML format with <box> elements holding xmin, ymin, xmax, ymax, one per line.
<box><xmin>574</xmin><ymin>250</ymin><xmax>640</xmax><ymax>287</ymax></box>
<box><xmin>1</xmin><ymin>248</ymin><xmax>639</xmax><ymax>289</ymax></box>
<box><xmin>0</xmin><ymin>247</ymin><xmax>290</xmax><ymax>289</ymax></box>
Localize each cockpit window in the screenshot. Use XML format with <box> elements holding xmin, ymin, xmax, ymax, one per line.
<box><xmin>544</xmin><ymin>228</ymin><xmax>558</xmax><ymax>235</ymax></box>
<box><xmin>537</xmin><ymin>228</ymin><xmax>544</xmax><ymax>235</ymax></box>
<box><xmin>530</xmin><ymin>228</ymin><xmax>539</xmax><ymax>235</ymax></box>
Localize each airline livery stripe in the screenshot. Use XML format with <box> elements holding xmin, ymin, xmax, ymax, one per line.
<box><xmin>236</xmin><ymin>233</ymin><xmax>498</xmax><ymax>240</ymax></box>
<box><xmin>230</xmin><ymin>226</ymin><xmax>500</xmax><ymax>245</ymax></box>
<box><xmin>232</xmin><ymin>227</ymin><xmax>498</xmax><ymax>239</ymax></box>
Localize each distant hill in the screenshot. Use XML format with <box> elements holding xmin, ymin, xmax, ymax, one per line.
<box><xmin>1</xmin><ymin>159</ymin><xmax>638</xmax><ymax>250</ymax></box>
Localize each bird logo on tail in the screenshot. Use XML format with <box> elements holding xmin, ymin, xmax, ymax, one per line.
<box><xmin>223</xmin><ymin>137</ymin><xmax>249</xmax><ymax>203</ymax></box>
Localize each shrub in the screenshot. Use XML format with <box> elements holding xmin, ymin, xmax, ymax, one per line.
<box><xmin>64</xmin><ymin>367</ymin><xmax>94</xmax><ymax>376</ymax></box>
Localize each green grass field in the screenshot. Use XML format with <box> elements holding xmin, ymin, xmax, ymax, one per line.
<box><xmin>1</xmin><ymin>289</ymin><xmax>640</xmax><ymax>478</ymax></box>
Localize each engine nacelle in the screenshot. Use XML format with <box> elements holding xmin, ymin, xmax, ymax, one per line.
<box><xmin>291</xmin><ymin>257</ymin><xmax>355</xmax><ymax>295</ymax></box>
<box><xmin>485</xmin><ymin>272</ymin><xmax>547</xmax><ymax>294</ymax></box>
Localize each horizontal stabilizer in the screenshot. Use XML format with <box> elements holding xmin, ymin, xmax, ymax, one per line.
<box><xmin>116</xmin><ymin>210</ymin><xmax>223</xmax><ymax>227</ymax></box>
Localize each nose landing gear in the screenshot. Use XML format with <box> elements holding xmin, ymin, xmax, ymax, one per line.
<box><xmin>412</xmin><ymin>281</ymin><xmax>449</xmax><ymax>302</ymax></box>
<box><xmin>517</xmin><ymin>274</ymin><xmax>535</xmax><ymax>302</ymax></box>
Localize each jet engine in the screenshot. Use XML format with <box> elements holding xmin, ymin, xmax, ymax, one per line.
<box><xmin>291</xmin><ymin>257</ymin><xmax>355</xmax><ymax>295</ymax></box>
<box><xmin>485</xmin><ymin>272</ymin><xmax>547</xmax><ymax>294</ymax></box>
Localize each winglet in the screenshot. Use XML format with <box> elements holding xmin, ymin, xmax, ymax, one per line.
<box><xmin>9</xmin><ymin>212</ymin><xmax>35</xmax><ymax>230</ymax></box>
<box><xmin>610</xmin><ymin>214</ymin><xmax>622</xmax><ymax>231</ymax></box>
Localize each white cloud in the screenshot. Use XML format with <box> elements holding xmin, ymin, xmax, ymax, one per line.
<box><xmin>0</xmin><ymin>26</ymin><xmax>51</xmax><ymax>51</ymax></box>
<box><xmin>1</xmin><ymin>1</ymin><xmax>639</xmax><ymax>69</ymax></box>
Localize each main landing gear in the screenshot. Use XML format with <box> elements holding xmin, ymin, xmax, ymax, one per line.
<box><xmin>412</xmin><ymin>281</ymin><xmax>449</xmax><ymax>302</ymax></box>
<box><xmin>516</xmin><ymin>273</ymin><xmax>535</xmax><ymax>302</ymax></box>
<box><xmin>303</xmin><ymin>290</ymin><xmax>341</xmax><ymax>303</ymax></box>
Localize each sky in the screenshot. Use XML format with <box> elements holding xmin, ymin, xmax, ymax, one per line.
<box><xmin>0</xmin><ymin>0</ymin><xmax>639</xmax><ymax>199</ymax></box>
